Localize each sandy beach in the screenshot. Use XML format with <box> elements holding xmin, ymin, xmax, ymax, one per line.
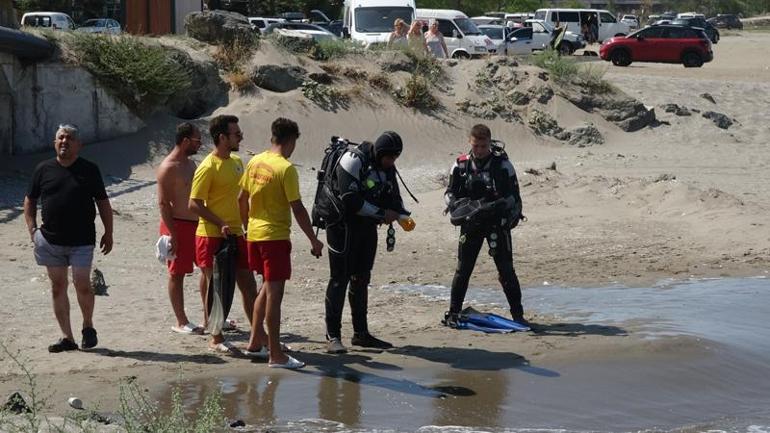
<box><xmin>1</xmin><ymin>31</ymin><xmax>770</xmax><ymax>431</ymax></box>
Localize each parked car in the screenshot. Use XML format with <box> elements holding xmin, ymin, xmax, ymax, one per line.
<box><xmin>523</xmin><ymin>19</ymin><xmax>585</xmax><ymax>54</ymax></box>
<box><xmin>600</xmin><ymin>25</ymin><xmax>713</xmax><ymax>68</ymax></box>
<box><xmin>341</xmin><ymin>0</ymin><xmax>416</xmax><ymax>47</ymax></box>
<box><xmin>620</xmin><ymin>14</ymin><xmax>639</xmax><ymax>30</ymax></box>
<box><xmin>708</xmin><ymin>14</ymin><xmax>743</xmax><ymax>30</ymax></box>
<box><xmin>75</xmin><ymin>18</ymin><xmax>121</xmax><ymax>34</ymax></box>
<box><xmin>20</xmin><ymin>11</ymin><xmax>76</xmax><ymax>30</ymax></box>
<box><xmin>504</xmin><ymin>26</ymin><xmax>542</xmax><ymax>55</ymax></box>
<box><xmin>472</xmin><ymin>16</ymin><xmax>504</xmax><ymax>26</ymax></box>
<box><xmin>671</xmin><ymin>17</ymin><xmax>720</xmax><ymax>43</ymax></box>
<box><xmin>263</xmin><ymin>22</ymin><xmax>338</xmax><ymax>41</ymax></box>
<box><xmin>248</xmin><ymin>17</ymin><xmax>286</xmax><ymax>33</ymax></box>
<box><xmin>478</xmin><ymin>24</ymin><xmax>510</xmax><ymax>54</ymax></box>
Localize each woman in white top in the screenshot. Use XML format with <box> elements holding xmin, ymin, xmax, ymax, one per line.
<box><xmin>407</xmin><ymin>21</ymin><xmax>427</xmax><ymax>54</ymax></box>
<box><xmin>388</xmin><ymin>18</ymin><xmax>408</xmax><ymax>48</ymax></box>
<box><xmin>424</xmin><ymin>19</ymin><xmax>449</xmax><ymax>58</ymax></box>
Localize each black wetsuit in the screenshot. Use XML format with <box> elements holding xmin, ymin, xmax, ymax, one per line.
<box><xmin>445</xmin><ymin>151</ymin><xmax>525</xmax><ymax>319</ymax></box>
<box><xmin>325</xmin><ymin>142</ymin><xmax>406</xmax><ymax>339</ymax></box>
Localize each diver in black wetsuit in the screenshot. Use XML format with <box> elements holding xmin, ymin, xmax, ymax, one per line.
<box><xmin>443</xmin><ymin>124</ymin><xmax>528</xmax><ymax>327</ymax></box>
<box><xmin>324</xmin><ymin>131</ymin><xmax>409</xmax><ymax>353</ymax></box>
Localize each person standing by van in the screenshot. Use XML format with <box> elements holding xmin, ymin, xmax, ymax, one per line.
<box><xmin>407</xmin><ymin>21</ymin><xmax>427</xmax><ymax>54</ymax></box>
<box><xmin>388</xmin><ymin>18</ymin><xmax>408</xmax><ymax>48</ymax></box>
<box><xmin>424</xmin><ymin>19</ymin><xmax>449</xmax><ymax>58</ymax></box>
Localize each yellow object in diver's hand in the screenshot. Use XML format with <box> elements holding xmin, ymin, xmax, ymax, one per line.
<box><xmin>398</xmin><ymin>215</ymin><xmax>416</xmax><ymax>232</ymax></box>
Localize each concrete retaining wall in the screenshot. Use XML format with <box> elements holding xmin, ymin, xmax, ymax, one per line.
<box><xmin>0</xmin><ymin>52</ymin><xmax>145</xmax><ymax>155</ymax></box>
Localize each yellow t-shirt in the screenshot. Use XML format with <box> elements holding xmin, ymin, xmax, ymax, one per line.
<box><xmin>190</xmin><ymin>153</ymin><xmax>245</xmax><ymax>237</ymax></box>
<box><xmin>239</xmin><ymin>151</ymin><xmax>300</xmax><ymax>242</ymax></box>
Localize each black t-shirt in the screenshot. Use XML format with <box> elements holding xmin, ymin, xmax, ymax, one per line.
<box><xmin>27</xmin><ymin>158</ymin><xmax>108</xmax><ymax>246</ymax></box>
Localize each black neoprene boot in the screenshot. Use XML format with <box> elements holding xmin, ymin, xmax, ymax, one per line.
<box><xmin>351</xmin><ymin>333</ymin><xmax>393</xmax><ymax>349</ymax></box>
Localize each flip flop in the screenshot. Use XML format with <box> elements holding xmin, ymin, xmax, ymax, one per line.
<box><xmin>268</xmin><ymin>355</ymin><xmax>305</xmax><ymax>370</ymax></box>
<box><xmin>242</xmin><ymin>346</ymin><xmax>269</xmax><ymax>359</ymax></box>
<box><xmin>171</xmin><ymin>323</ymin><xmax>204</xmax><ymax>335</ymax></box>
<box><xmin>208</xmin><ymin>341</ymin><xmax>239</xmax><ymax>355</ymax></box>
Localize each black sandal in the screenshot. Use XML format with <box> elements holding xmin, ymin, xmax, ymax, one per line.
<box><xmin>81</xmin><ymin>327</ymin><xmax>98</xmax><ymax>349</ymax></box>
<box><xmin>48</xmin><ymin>338</ymin><xmax>78</xmax><ymax>353</ymax></box>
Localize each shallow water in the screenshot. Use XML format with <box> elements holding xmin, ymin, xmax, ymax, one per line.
<box><xmin>159</xmin><ymin>278</ymin><xmax>770</xmax><ymax>433</ymax></box>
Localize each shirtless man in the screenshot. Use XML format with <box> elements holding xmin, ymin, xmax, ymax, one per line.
<box><xmin>157</xmin><ymin>122</ymin><xmax>205</xmax><ymax>334</ymax></box>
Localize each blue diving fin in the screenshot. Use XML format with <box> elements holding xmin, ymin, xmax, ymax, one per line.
<box><xmin>455</xmin><ymin>321</ymin><xmax>513</xmax><ymax>334</ymax></box>
<box><xmin>461</xmin><ymin>307</ymin><xmax>531</xmax><ymax>332</ymax></box>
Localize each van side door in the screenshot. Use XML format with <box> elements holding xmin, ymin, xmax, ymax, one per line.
<box><xmin>599</xmin><ymin>11</ymin><xmax>621</xmax><ymax>41</ymax></box>
<box><xmin>506</xmin><ymin>27</ymin><xmax>535</xmax><ymax>55</ymax></box>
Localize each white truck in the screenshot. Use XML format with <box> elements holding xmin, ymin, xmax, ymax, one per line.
<box><xmin>505</xmin><ymin>20</ymin><xmax>586</xmax><ymax>55</ymax></box>
<box><xmin>415</xmin><ymin>9</ymin><xmax>494</xmax><ymax>58</ymax></box>
<box><xmin>341</xmin><ymin>0</ymin><xmax>416</xmax><ymax>47</ymax></box>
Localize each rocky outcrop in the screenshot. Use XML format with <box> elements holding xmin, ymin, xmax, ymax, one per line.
<box><xmin>251</xmin><ymin>64</ymin><xmax>307</xmax><ymax>92</ymax></box>
<box><xmin>165</xmin><ymin>50</ymin><xmax>227</xmax><ymax>119</ymax></box>
<box><xmin>568</xmin><ymin>124</ymin><xmax>604</xmax><ymax>147</ymax></box>
<box><xmin>661</xmin><ymin>103</ymin><xmax>692</xmax><ymax>116</ymax></box>
<box><xmin>185</xmin><ymin>10</ymin><xmax>255</xmax><ymax>44</ymax></box>
<box><xmin>528</xmin><ymin>110</ymin><xmax>570</xmax><ymax>140</ymax></box>
<box><xmin>561</xmin><ymin>90</ymin><xmax>656</xmax><ymax>132</ymax></box>
<box><xmin>702</xmin><ymin>111</ymin><xmax>734</xmax><ymax>129</ymax></box>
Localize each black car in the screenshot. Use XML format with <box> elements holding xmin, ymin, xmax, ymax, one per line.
<box><xmin>707</xmin><ymin>14</ymin><xmax>743</xmax><ymax>30</ymax></box>
<box><xmin>671</xmin><ymin>17</ymin><xmax>720</xmax><ymax>43</ymax></box>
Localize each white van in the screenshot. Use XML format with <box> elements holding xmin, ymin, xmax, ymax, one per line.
<box><xmin>533</xmin><ymin>8</ymin><xmax>629</xmax><ymax>42</ymax></box>
<box><xmin>21</xmin><ymin>12</ymin><xmax>76</xmax><ymax>30</ymax></box>
<box><xmin>342</xmin><ymin>0</ymin><xmax>416</xmax><ymax>47</ymax></box>
<box><xmin>415</xmin><ymin>9</ymin><xmax>493</xmax><ymax>58</ymax></box>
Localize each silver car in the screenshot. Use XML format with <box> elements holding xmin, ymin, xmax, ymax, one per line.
<box><xmin>76</xmin><ymin>18</ymin><xmax>122</xmax><ymax>34</ymax></box>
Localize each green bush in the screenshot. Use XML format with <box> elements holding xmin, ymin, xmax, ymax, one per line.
<box><xmin>532</xmin><ymin>48</ymin><xmax>578</xmax><ymax>82</ymax></box>
<box><xmin>574</xmin><ymin>64</ymin><xmax>615</xmax><ymax>94</ymax></box>
<box><xmin>212</xmin><ymin>33</ymin><xmax>259</xmax><ymax>73</ymax></box>
<box><xmin>63</xmin><ymin>33</ymin><xmax>192</xmax><ymax>114</ymax></box>
<box><xmin>301</xmin><ymin>81</ymin><xmax>350</xmax><ymax>107</ymax></box>
<box><xmin>394</xmin><ymin>74</ymin><xmax>439</xmax><ymax>110</ymax></box>
<box><xmin>310</xmin><ymin>38</ymin><xmax>365</xmax><ymax>60</ymax></box>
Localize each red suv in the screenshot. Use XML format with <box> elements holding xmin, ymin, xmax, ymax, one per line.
<box><xmin>600</xmin><ymin>25</ymin><xmax>713</xmax><ymax>68</ymax></box>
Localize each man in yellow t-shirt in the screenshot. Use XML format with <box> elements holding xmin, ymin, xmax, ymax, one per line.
<box><xmin>189</xmin><ymin>114</ymin><xmax>257</xmax><ymax>354</ymax></box>
<box><xmin>238</xmin><ymin>118</ymin><xmax>324</xmax><ymax>369</ymax></box>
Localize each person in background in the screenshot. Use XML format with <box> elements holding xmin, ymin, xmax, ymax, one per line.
<box><xmin>407</xmin><ymin>20</ymin><xmax>427</xmax><ymax>54</ymax></box>
<box><xmin>24</xmin><ymin>124</ymin><xmax>113</xmax><ymax>353</ymax></box>
<box><xmin>424</xmin><ymin>19</ymin><xmax>449</xmax><ymax>58</ymax></box>
<box><xmin>388</xmin><ymin>18</ymin><xmax>408</xmax><ymax>48</ymax></box>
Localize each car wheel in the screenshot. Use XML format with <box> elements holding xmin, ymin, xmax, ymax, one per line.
<box><xmin>558</xmin><ymin>41</ymin><xmax>573</xmax><ymax>55</ymax></box>
<box><xmin>452</xmin><ymin>51</ymin><xmax>470</xmax><ymax>59</ymax></box>
<box><xmin>610</xmin><ymin>49</ymin><xmax>631</xmax><ymax>67</ymax></box>
<box><xmin>682</xmin><ymin>52</ymin><xmax>703</xmax><ymax>68</ymax></box>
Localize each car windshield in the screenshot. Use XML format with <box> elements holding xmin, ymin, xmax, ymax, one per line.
<box><xmin>83</xmin><ymin>19</ymin><xmax>106</xmax><ymax>27</ymax></box>
<box><xmin>454</xmin><ymin>17</ymin><xmax>481</xmax><ymax>35</ymax></box>
<box><xmin>480</xmin><ymin>27</ymin><xmax>503</xmax><ymax>39</ymax></box>
<box><xmin>354</xmin><ymin>7</ymin><xmax>413</xmax><ymax>33</ymax></box>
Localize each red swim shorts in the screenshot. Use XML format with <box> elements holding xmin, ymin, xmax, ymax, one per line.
<box><xmin>159</xmin><ymin>219</ymin><xmax>198</xmax><ymax>276</ymax></box>
<box><xmin>247</xmin><ymin>240</ymin><xmax>292</xmax><ymax>281</ymax></box>
<box><xmin>195</xmin><ymin>235</ymin><xmax>249</xmax><ymax>270</ymax></box>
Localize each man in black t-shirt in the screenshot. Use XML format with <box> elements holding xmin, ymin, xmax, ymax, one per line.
<box><xmin>23</xmin><ymin>124</ymin><xmax>114</xmax><ymax>353</ymax></box>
